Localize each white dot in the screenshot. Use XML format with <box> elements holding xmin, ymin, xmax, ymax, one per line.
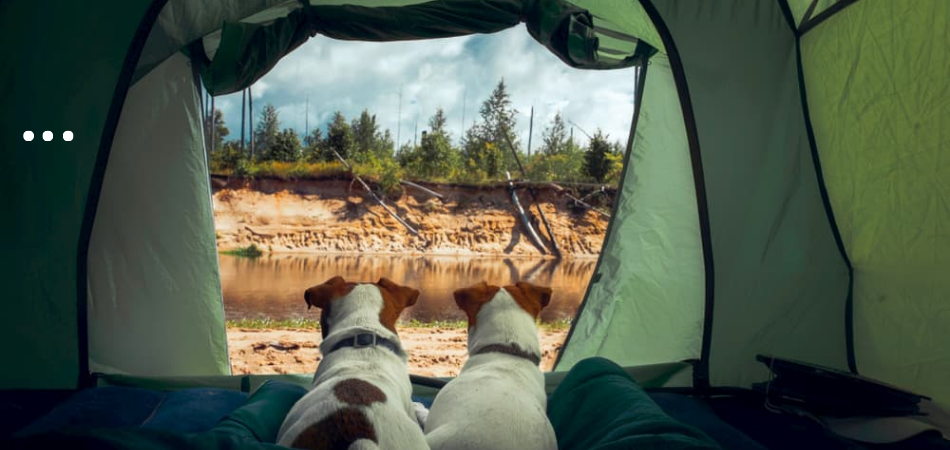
<box><xmin>43</xmin><ymin>131</ymin><xmax>53</xmax><ymax>141</ymax></box>
<box><xmin>23</xmin><ymin>131</ymin><xmax>34</xmax><ymax>141</ymax></box>
<box><xmin>63</xmin><ymin>131</ymin><xmax>74</xmax><ymax>141</ymax></box>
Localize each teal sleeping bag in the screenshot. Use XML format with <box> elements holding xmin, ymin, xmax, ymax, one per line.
<box><xmin>6</xmin><ymin>380</ymin><xmax>307</xmax><ymax>450</ymax></box>
<box><xmin>548</xmin><ymin>357</ymin><xmax>722</xmax><ymax>450</ymax></box>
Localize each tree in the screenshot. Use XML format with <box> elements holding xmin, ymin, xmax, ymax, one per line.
<box><xmin>253</xmin><ymin>104</ymin><xmax>280</xmax><ymax>160</ymax></box>
<box><xmin>209</xmin><ymin>141</ymin><xmax>247</xmax><ymax>174</ymax></box>
<box><xmin>351</xmin><ymin>109</ymin><xmax>379</xmax><ymax>163</ymax></box>
<box><xmin>413</xmin><ymin>108</ymin><xmax>458</xmax><ymax>179</ymax></box>
<box><xmin>462</xmin><ymin>79</ymin><xmax>519</xmax><ymax>179</ymax></box>
<box><xmin>204</xmin><ymin>109</ymin><xmax>230</xmax><ymax>152</ymax></box>
<box><xmin>303</xmin><ymin>128</ymin><xmax>324</xmax><ymax>162</ymax></box>
<box><xmin>267</xmin><ymin>128</ymin><xmax>302</xmax><ymax>162</ymax></box>
<box><xmin>325</xmin><ymin>111</ymin><xmax>355</xmax><ymax>162</ymax></box>
<box><xmin>479</xmin><ymin>79</ymin><xmax>519</xmax><ymax>149</ymax></box>
<box><xmin>584</xmin><ymin>130</ymin><xmax>612</xmax><ymax>183</ymax></box>
<box><xmin>541</xmin><ymin>112</ymin><xmax>568</xmax><ymax>156</ymax></box>
<box><xmin>376</xmin><ymin>129</ymin><xmax>395</xmax><ymax>160</ymax></box>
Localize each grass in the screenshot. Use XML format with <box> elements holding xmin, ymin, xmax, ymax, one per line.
<box><xmin>227</xmin><ymin>317</ymin><xmax>319</xmax><ymax>329</ymax></box>
<box><xmin>222</xmin><ymin>244</ymin><xmax>264</xmax><ymax>258</ymax></box>
<box><xmin>225</xmin><ymin>316</ymin><xmax>572</xmax><ymax>331</ymax></box>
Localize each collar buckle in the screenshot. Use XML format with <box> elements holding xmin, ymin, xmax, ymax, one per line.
<box><xmin>352</xmin><ymin>333</ymin><xmax>377</xmax><ymax>348</ymax></box>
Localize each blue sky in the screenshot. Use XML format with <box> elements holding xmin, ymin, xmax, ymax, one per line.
<box><xmin>213</xmin><ymin>24</ymin><xmax>638</xmax><ymax>149</ymax></box>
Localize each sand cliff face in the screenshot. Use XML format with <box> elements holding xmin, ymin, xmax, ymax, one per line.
<box><xmin>211</xmin><ymin>177</ymin><xmax>611</xmax><ymax>257</ymax></box>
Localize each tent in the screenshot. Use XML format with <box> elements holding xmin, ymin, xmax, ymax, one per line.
<box><xmin>1</xmin><ymin>0</ymin><xmax>947</xmax><ymax>445</ymax></box>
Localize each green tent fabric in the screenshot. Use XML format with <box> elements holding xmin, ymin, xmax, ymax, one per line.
<box><xmin>800</xmin><ymin>0</ymin><xmax>950</xmax><ymax>405</ymax></box>
<box><xmin>1</xmin><ymin>0</ymin><xmax>948</xmax><ymax>422</ymax></box>
<box><xmin>548</xmin><ymin>357</ymin><xmax>721</xmax><ymax>450</ymax></box>
<box><xmin>196</xmin><ymin>0</ymin><xmax>654</xmax><ymax>95</ymax></box>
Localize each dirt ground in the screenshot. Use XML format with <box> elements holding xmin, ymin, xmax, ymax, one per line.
<box><xmin>227</xmin><ymin>326</ymin><xmax>569</xmax><ymax>377</ymax></box>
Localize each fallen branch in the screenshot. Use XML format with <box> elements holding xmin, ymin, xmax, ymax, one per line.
<box><xmin>400</xmin><ymin>180</ymin><xmax>444</xmax><ymax>199</ymax></box>
<box><xmin>507</xmin><ymin>171</ymin><xmax>547</xmax><ymax>255</ymax></box>
<box><xmin>500</xmin><ymin>132</ymin><xmax>562</xmax><ymax>258</ymax></box>
<box><xmin>550</xmin><ymin>183</ymin><xmax>611</xmax><ymax>218</ymax></box>
<box><xmin>331</xmin><ymin>149</ymin><xmax>421</xmax><ymax>237</ymax></box>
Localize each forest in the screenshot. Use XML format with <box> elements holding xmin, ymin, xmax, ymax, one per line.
<box><xmin>207</xmin><ymin>79</ymin><xmax>626</xmax><ymax>198</ymax></box>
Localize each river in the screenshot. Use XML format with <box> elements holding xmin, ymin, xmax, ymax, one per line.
<box><xmin>219</xmin><ymin>253</ymin><xmax>597</xmax><ymax>323</ymax></box>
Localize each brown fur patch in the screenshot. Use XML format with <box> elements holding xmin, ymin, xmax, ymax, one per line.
<box><xmin>453</xmin><ymin>282</ymin><xmax>501</xmax><ymax>328</ymax></box>
<box><xmin>304</xmin><ymin>276</ymin><xmax>356</xmax><ymax>310</ymax></box>
<box><xmin>503</xmin><ymin>281</ymin><xmax>553</xmax><ymax>319</ymax></box>
<box><xmin>304</xmin><ymin>276</ymin><xmax>357</xmax><ymax>339</ymax></box>
<box><xmin>333</xmin><ymin>378</ymin><xmax>387</xmax><ymax>406</ymax></box>
<box><xmin>289</xmin><ymin>407</ymin><xmax>377</xmax><ymax>450</ymax></box>
<box><xmin>374</xmin><ymin>277</ymin><xmax>419</xmax><ymax>334</ymax></box>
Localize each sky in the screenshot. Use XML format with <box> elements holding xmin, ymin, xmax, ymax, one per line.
<box><xmin>213</xmin><ymin>24</ymin><xmax>638</xmax><ymax>150</ymax></box>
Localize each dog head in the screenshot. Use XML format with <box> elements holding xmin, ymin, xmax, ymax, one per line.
<box><xmin>304</xmin><ymin>276</ymin><xmax>419</xmax><ymax>339</ymax></box>
<box><xmin>453</xmin><ymin>281</ymin><xmax>552</xmax><ymax>329</ymax></box>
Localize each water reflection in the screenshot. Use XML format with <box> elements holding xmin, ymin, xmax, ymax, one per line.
<box><xmin>219</xmin><ymin>254</ymin><xmax>596</xmax><ymax>323</ymax></box>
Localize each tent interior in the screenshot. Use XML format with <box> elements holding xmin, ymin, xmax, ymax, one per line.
<box><xmin>1</xmin><ymin>0</ymin><xmax>948</xmax><ymax>448</ymax></box>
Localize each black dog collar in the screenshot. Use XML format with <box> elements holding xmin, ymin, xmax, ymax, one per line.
<box><xmin>473</xmin><ymin>343</ymin><xmax>542</xmax><ymax>366</ymax></box>
<box><xmin>328</xmin><ymin>333</ymin><xmax>401</xmax><ymax>356</ymax></box>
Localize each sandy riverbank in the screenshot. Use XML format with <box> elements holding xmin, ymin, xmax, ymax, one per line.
<box><xmin>227</xmin><ymin>326</ymin><xmax>568</xmax><ymax>377</ymax></box>
<box><xmin>212</xmin><ymin>178</ymin><xmax>610</xmax><ymax>257</ymax></box>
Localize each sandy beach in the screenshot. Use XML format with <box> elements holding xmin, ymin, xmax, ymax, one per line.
<box><xmin>227</xmin><ymin>326</ymin><xmax>569</xmax><ymax>377</ymax></box>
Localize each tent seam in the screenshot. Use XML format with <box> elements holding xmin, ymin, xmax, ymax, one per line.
<box><xmin>798</xmin><ymin>0</ymin><xmax>863</xmax><ymax>36</ymax></box>
<box><xmin>795</xmin><ymin>37</ymin><xmax>857</xmax><ymax>374</ymax></box>
<box><xmin>636</xmin><ymin>0</ymin><xmax>716</xmax><ymax>391</ymax></box>
<box><xmin>553</xmin><ymin>61</ymin><xmax>647</xmax><ymax>370</ymax></box>
<box><xmin>77</xmin><ymin>0</ymin><xmax>171</xmax><ymax>389</ymax></box>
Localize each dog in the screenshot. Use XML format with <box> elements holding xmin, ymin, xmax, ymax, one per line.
<box><xmin>276</xmin><ymin>276</ymin><xmax>430</xmax><ymax>450</ymax></box>
<box><xmin>424</xmin><ymin>281</ymin><xmax>558</xmax><ymax>450</ymax></box>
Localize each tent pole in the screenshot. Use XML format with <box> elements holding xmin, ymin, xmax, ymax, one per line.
<box><xmin>209</xmin><ymin>95</ymin><xmax>215</xmax><ymax>154</ymax></box>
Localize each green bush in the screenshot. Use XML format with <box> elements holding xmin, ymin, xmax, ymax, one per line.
<box><xmin>222</xmin><ymin>244</ymin><xmax>263</xmax><ymax>258</ymax></box>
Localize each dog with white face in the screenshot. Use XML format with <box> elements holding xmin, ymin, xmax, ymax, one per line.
<box><xmin>276</xmin><ymin>276</ymin><xmax>429</xmax><ymax>450</ymax></box>
<box><xmin>424</xmin><ymin>281</ymin><xmax>558</xmax><ymax>450</ymax></box>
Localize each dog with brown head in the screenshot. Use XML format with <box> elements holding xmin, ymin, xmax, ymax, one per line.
<box><xmin>278</xmin><ymin>276</ymin><xmax>427</xmax><ymax>450</ymax></box>
<box><xmin>424</xmin><ymin>280</ymin><xmax>558</xmax><ymax>450</ymax></box>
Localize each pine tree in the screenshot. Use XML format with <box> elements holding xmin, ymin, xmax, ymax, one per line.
<box><xmin>269</xmin><ymin>128</ymin><xmax>302</xmax><ymax>162</ymax></box>
<box><xmin>303</xmin><ymin>128</ymin><xmax>324</xmax><ymax>162</ymax></box>
<box><xmin>463</xmin><ymin>79</ymin><xmax>519</xmax><ymax>179</ymax></box>
<box><xmin>351</xmin><ymin>109</ymin><xmax>380</xmax><ymax>163</ymax></box>
<box><xmin>541</xmin><ymin>112</ymin><xmax>568</xmax><ymax>156</ymax></box>
<box><xmin>253</xmin><ymin>104</ymin><xmax>280</xmax><ymax>161</ymax></box>
<box><xmin>584</xmin><ymin>130</ymin><xmax>612</xmax><ymax>183</ymax></box>
<box><xmin>325</xmin><ymin>111</ymin><xmax>355</xmax><ymax>162</ymax></box>
<box><xmin>415</xmin><ymin>108</ymin><xmax>457</xmax><ymax>179</ymax></box>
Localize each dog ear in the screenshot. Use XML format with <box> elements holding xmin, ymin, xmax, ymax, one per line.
<box><xmin>376</xmin><ymin>277</ymin><xmax>420</xmax><ymax>308</ymax></box>
<box><xmin>504</xmin><ymin>281</ymin><xmax>552</xmax><ymax>319</ymax></box>
<box><xmin>453</xmin><ymin>281</ymin><xmax>500</xmax><ymax>327</ymax></box>
<box><xmin>515</xmin><ymin>281</ymin><xmax>553</xmax><ymax>309</ymax></box>
<box><xmin>304</xmin><ymin>276</ymin><xmax>351</xmax><ymax>310</ymax></box>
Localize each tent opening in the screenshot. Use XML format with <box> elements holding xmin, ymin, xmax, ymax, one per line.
<box><xmin>198</xmin><ymin>24</ymin><xmax>641</xmax><ymax>377</ymax></box>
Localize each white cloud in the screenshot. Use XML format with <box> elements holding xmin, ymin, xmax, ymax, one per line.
<box><xmin>217</xmin><ymin>25</ymin><xmax>637</xmax><ymax>150</ymax></box>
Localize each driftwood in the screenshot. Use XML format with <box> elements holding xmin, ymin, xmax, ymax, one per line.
<box><xmin>400</xmin><ymin>180</ymin><xmax>444</xmax><ymax>199</ymax></box>
<box><xmin>550</xmin><ymin>183</ymin><xmax>612</xmax><ymax>218</ymax></box>
<box><xmin>500</xmin><ymin>132</ymin><xmax>562</xmax><ymax>258</ymax></box>
<box><xmin>331</xmin><ymin>149</ymin><xmax>421</xmax><ymax>237</ymax></box>
<box><xmin>507</xmin><ymin>171</ymin><xmax>547</xmax><ymax>255</ymax></box>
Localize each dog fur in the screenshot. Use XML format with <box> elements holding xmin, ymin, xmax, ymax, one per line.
<box><xmin>276</xmin><ymin>276</ymin><xmax>429</xmax><ymax>450</ymax></box>
<box><xmin>424</xmin><ymin>281</ymin><xmax>558</xmax><ymax>450</ymax></box>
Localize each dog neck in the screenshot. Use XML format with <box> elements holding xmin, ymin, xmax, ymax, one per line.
<box><xmin>467</xmin><ymin>292</ymin><xmax>542</xmax><ymax>363</ymax></box>
<box><xmin>318</xmin><ymin>284</ymin><xmax>406</xmax><ymax>359</ymax></box>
